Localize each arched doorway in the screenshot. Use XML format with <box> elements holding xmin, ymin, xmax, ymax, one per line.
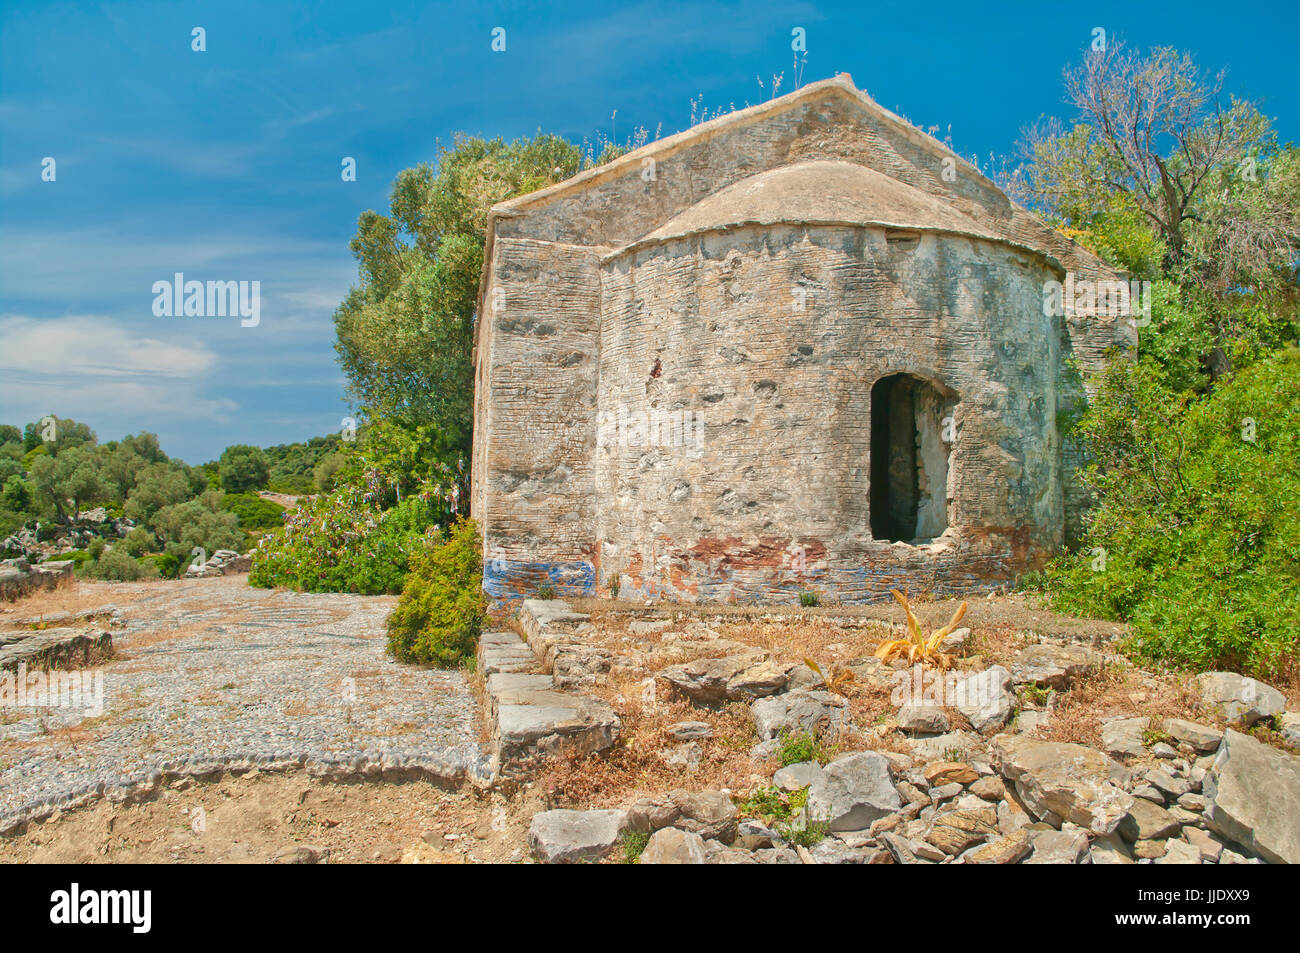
<box><xmin>870</xmin><ymin>373</ymin><xmax>952</xmax><ymax>543</ymax></box>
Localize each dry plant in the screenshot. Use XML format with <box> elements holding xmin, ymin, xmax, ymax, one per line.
<box><xmin>874</xmin><ymin>590</ymin><xmax>966</xmax><ymax>669</ymax></box>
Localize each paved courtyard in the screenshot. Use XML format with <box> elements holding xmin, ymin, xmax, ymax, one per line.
<box><xmin>0</xmin><ymin>576</ymin><xmax>486</xmax><ymax>829</ymax></box>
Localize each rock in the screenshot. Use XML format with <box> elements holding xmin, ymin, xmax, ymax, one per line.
<box><xmin>806</xmin><ymin>752</ymin><xmax>902</xmax><ymax>832</ymax></box>
<box><xmin>991</xmin><ymin>735</ymin><xmax>1133</xmax><ymax>835</ymax></box>
<box><xmin>908</xmin><ymin>730</ymin><xmax>984</xmax><ymax>762</ymax></box>
<box><xmin>1182</xmin><ymin>826</ymin><xmax>1224</xmax><ymax>863</ymax></box>
<box><xmin>1203</xmin><ymin>729</ymin><xmax>1300</xmax><ymax>864</ymax></box>
<box><xmin>1132</xmin><ymin>784</ymin><xmax>1165</xmax><ymax>804</ymax></box>
<box><xmin>1151</xmin><ymin>742</ymin><xmax>1178</xmax><ymax>759</ymax></box>
<box><xmin>1024</xmin><ymin>828</ymin><xmax>1089</xmax><ymax>864</ymax></box>
<box><xmin>1164</xmin><ymin>719</ymin><xmax>1222</xmax><ymax>752</ymax></box>
<box><xmin>1177</xmin><ymin>792</ymin><xmax>1206</xmax><ymax>812</ymax></box>
<box><xmin>665</xmin><ymin>720</ymin><xmax>713</xmax><ymax>741</ymax></box>
<box><xmin>661</xmin><ymin>652</ymin><xmax>788</xmax><ymax>704</ymax></box>
<box><xmin>1100</xmin><ymin>716</ymin><xmax>1149</xmax><ymax>759</ymax></box>
<box><xmin>528</xmin><ymin>809</ymin><xmax>627</xmax><ymax>863</ymax></box>
<box><xmin>953</xmin><ymin>665</ymin><xmax>1014</xmax><ymax>733</ymax></box>
<box><xmin>996</xmin><ymin>797</ymin><xmax>1032</xmax><ymax>836</ymax></box>
<box><xmin>668</xmin><ymin>790</ymin><xmax>738</xmax><ymax>842</ymax></box>
<box><xmin>924</xmin><ymin>806</ymin><xmax>998</xmax><ymax>855</ymax></box>
<box><xmin>808</xmin><ymin>840</ymin><xmax>875</xmax><ymax>864</ymax></box>
<box><xmin>754</xmin><ymin>848</ymin><xmax>801</xmax><ymax>864</ymax></box>
<box><xmin>273</xmin><ymin>844</ymin><xmax>329</xmax><ymax>864</ymax></box>
<box><xmin>750</xmin><ymin>689</ymin><xmax>848</xmax><ymax>741</ymax></box>
<box><xmin>734</xmin><ymin>819</ymin><xmax>780</xmax><ymax>850</ymax></box>
<box><xmin>1009</xmin><ymin>644</ymin><xmax>1098</xmax><ymax>689</ymax></box>
<box><xmin>1118</xmin><ymin>799</ymin><xmax>1182</xmax><ymax>842</ymax></box>
<box><xmin>784</xmin><ymin>662</ymin><xmax>826</xmax><ymax>692</ymax></box>
<box><xmin>1012</xmin><ymin>710</ymin><xmax>1051</xmax><ymax>735</ymax></box>
<box><xmin>624</xmin><ymin>795</ymin><xmax>680</xmax><ymax>833</ymax></box>
<box><xmin>704</xmin><ymin>841</ymin><xmax>760</xmax><ymax>864</ymax></box>
<box><xmin>896</xmin><ymin>703</ymin><xmax>949</xmax><ymax>734</ymax></box>
<box><xmin>1278</xmin><ymin>712</ymin><xmax>1300</xmax><ymax>747</ymax></box>
<box><xmin>1090</xmin><ymin>832</ymin><xmax>1134</xmax><ymax>865</ymax></box>
<box><xmin>400</xmin><ymin>843</ymin><xmax>467</xmax><ymax>864</ymax></box>
<box><xmin>1156</xmin><ymin>839</ymin><xmax>1202</xmax><ymax>865</ymax></box>
<box><xmin>970</xmin><ymin>776</ymin><xmax>1006</xmax><ymax>801</ymax></box>
<box><xmin>1145</xmin><ymin>767</ymin><xmax>1190</xmax><ymax>799</ymax></box>
<box><xmin>941</xmin><ymin>626</ymin><xmax>973</xmax><ymax>654</ymax></box>
<box><xmin>930</xmin><ymin>782</ymin><xmax>964</xmax><ymax>802</ymax></box>
<box><xmin>964</xmin><ymin>829</ymin><xmax>1031</xmax><ymax>864</ymax></box>
<box><xmin>639</xmin><ymin>827</ymin><xmax>708</xmax><ymax>864</ymax></box>
<box><xmin>923</xmin><ymin>760</ymin><xmax>979</xmax><ymax>786</ymax></box>
<box><xmin>1133</xmin><ymin>839</ymin><xmax>1167</xmax><ymax>859</ymax></box>
<box><xmin>773</xmin><ymin>761</ymin><xmax>824</xmax><ymax>792</ymax></box>
<box><xmin>629</xmin><ymin>619</ymin><xmax>672</xmax><ymax>635</ymax></box>
<box><xmin>1196</xmin><ymin>672</ymin><xmax>1285</xmax><ymax>726</ymax></box>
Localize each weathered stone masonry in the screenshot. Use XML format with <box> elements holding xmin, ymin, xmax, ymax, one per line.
<box><xmin>472</xmin><ymin>75</ymin><xmax>1133</xmax><ymax>603</ymax></box>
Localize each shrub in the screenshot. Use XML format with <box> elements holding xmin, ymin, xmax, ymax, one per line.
<box><xmin>218</xmin><ymin>444</ymin><xmax>270</xmax><ymax>493</ymax></box>
<box><xmin>44</xmin><ymin>550</ymin><xmax>90</xmax><ymax>565</ymax></box>
<box><xmin>149</xmin><ymin>552</ymin><xmax>182</xmax><ymax>579</ymax></box>
<box><xmin>798</xmin><ymin>589</ymin><xmax>820</xmax><ymax>607</ymax></box>
<box><xmin>220</xmin><ymin>492</ymin><xmax>285</xmax><ymax>530</ymax></box>
<box><xmin>249</xmin><ymin>485</ymin><xmax>440</xmax><ymax>594</ymax></box>
<box><xmin>120</xmin><ymin>525</ymin><xmax>156</xmax><ymax>557</ymax></box>
<box><xmin>535</xmin><ymin>581</ymin><xmax>557</xmax><ymax>600</ymax></box>
<box><xmin>85</xmin><ymin>546</ymin><xmax>158</xmax><ymax>581</ymax></box>
<box><xmin>386</xmin><ymin>518</ymin><xmax>486</xmax><ymax>667</ymax></box>
<box><xmin>1043</xmin><ymin>347</ymin><xmax>1300</xmax><ymax>674</ymax></box>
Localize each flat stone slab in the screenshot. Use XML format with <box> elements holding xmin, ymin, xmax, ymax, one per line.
<box><xmin>0</xmin><ymin>628</ymin><xmax>113</xmax><ymax>673</ymax></box>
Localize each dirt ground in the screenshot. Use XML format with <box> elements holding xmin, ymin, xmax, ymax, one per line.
<box><xmin>0</xmin><ymin>769</ymin><xmax>543</xmax><ymax>864</ymax></box>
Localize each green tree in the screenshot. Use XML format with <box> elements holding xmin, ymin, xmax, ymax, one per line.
<box><xmin>27</xmin><ymin>444</ymin><xmax>104</xmax><ymax>522</ymax></box>
<box><xmin>333</xmin><ymin>133</ymin><xmax>584</xmax><ymax>477</ymax></box>
<box><xmin>218</xmin><ymin>444</ymin><xmax>269</xmax><ymax>493</ymax></box>
<box><xmin>124</xmin><ymin>462</ymin><xmax>193</xmax><ymax>523</ymax></box>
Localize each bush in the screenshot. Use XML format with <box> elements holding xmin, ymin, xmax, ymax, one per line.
<box><xmin>121</xmin><ymin>525</ymin><xmax>156</xmax><ymax>557</ymax></box>
<box><xmin>44</xmin><ymin>550</ymin><xmax>90</xmax><ymax>565</ymax></box>
<box><xmin>148</xmin><ymin>552</ymin><xmax>182</xmax><ymax>579</ymax></box>
<box><xmin>386</xmin><ymin>518</ymin><xmax>486</xmax><ymax>667</ymax></box>
<box><xmin>1043</xmin><ymin>347</ymin><xmax>1300</xmax><ymax>674</ymax></box>
<box><xmin>249</xmin><ymin>485</ymin><xmax>440</xmax><ymax>594</ymax></box>
<box><xmin>85</xmin><ymin>546</ymin><xmax>158</xmax><ymax>581</ymax></box>
<box><xmin>218</xmin><ymin>445</ymin><xmax>269</xmax><ymax>493</ymax></box>
<box><xmin>220</xmin><ymin>492</ymin><xmax>285</xmax><ymax>530</ymax></box>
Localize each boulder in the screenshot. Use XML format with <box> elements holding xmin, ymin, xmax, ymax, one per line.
<box><xmin>806</xmin><ymin>752</ymin><xmax>902</xmax><ymax>832</ymax></box>
<box><xmin>750</xmin><ymin>689</ymin><xmax>848</xmax><ymax>741</ymax></box>
<box><xmin>639</xmin><ymin>827</ymin><xmax>707</xmax><ymax>864</ymax></box>
<box><xmin>954</xmin><ymin>665</ymin><xmax>1014</xmax><ymax>733</ymax></box>
<box><xmin>1009</xmin><ymin>644</ymin><xmax>1098</xmax><ymax>689</ymax></box>
<box><xmin>991</xmin><ymin>735</ymin><xmax>1134</xmax><ymax>835</ymax></box>
<box><xmin>1203</xmin><ymin>729</ymin><xmax>1300</xmax><ymax>864</ymax></box>
<box><xmin>908</xmin><ymin>730</ymin><xmax>985</xmax><ymax>762</ymax></box>
<box><xmin>1156</xmin><ymin>839</ymin><xmax>1202</xmax><ymax>865</ymax></box>
<box><xmin>1196</xmin><ymin>672</ymin><xmax>1285</xmax><ymax>726</ymax></box>
<box><xmin>528</xmin><ymin>809</ymin><xmax>626</xmax><ymax>863</ymax></box>
<box><xmin>668</xmin><ymin>790</ymin><xmax>738</xmax><ymax>842</ymax></box>
<box><xmin>661</xmin><ymin>652</ymin><xmax>786</xmax><ymax>704</ymax></box>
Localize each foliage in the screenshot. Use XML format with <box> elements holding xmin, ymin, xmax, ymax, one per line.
<box><xmin>798</xmin><ymin>589</ymin><xmax>820</xmax><ymax>607</ymax></box>
<box><xmin>220</xmin><ymin>492</ymin><xmax>286</xmax><ymax>531</ymax></box>
<box><xmin>120</xmin><ymin>525</ymin><xmax>157</xmax><ymax>557</ymax></box>
<box><xmin>385</xmin><ymin>518</ymin><xmax>486</xmax><ymax>667</ymax></box>
<box><xmin>1041</xmin><ymin>347</ymin><xmax>1300</xmax><ymax>674</ymax></box>
<box><xmin>617</xmin><ymin>831</ymin><xmax>650</xmax><ymax>864</ymax></box>
<box><xmin>84</xmin><ymin>546</ymin><xmax>158</xmax><ymax>582</ymax></box>
<box><xmin>248</xmin><ymin>480</ymin><xmax>443</xmax><ymax>595</ymax></box>
<box><xmin>150</xmin><ymin>492</ymin><xmax>245</xmax><ymax>563</ymax></box>
<box><xmin>261</xmin><ymin>434</ymin><xmax>344</xmax><ymax>494</ymax></box>
<box><xmin>218</xmin><ymin>444</ymin><xmax>269</xmax><ymax>494</ymax></box>
<box><xmin>777</xmin><ymin>728</ymin><xmax>837</xmax><ymax>767</ymax></box>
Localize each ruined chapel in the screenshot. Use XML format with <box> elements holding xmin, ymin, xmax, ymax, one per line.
<box><xmin>470</xmin><ymin>74</ymin><xmax>1133</xmax><ymax>603</ymax></box>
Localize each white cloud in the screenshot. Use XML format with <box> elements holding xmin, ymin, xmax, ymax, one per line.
<box><xmin>0</xmin><ymin>314</ymin><xmax>217</xmax><ymax>378</ymax></box>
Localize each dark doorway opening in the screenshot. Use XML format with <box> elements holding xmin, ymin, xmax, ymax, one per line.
<box><xmin>870</xmin><ymin>374</ymin><xmax>950</xmax><ymax>543</ymax></box>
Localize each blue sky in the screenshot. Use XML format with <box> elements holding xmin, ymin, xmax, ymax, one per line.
<box><xmin>2</xmin><ymin>0</ymin><xmax>1297</xmax><ymax>463</ymax></box>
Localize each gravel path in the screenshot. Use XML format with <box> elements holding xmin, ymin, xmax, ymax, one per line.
<box><xmin>0</xmin><ymin>577</ymin><xmax>486</xmax><ymax>828</ymax></box>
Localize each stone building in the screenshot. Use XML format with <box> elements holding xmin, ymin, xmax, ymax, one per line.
<box><xmin>471</xmin><ymin>75</ymin><xmax>1133</xmax><ymax>603</ymax></box>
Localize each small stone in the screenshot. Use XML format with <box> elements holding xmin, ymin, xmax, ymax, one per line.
<box><xmin>1024</xmin><ymin>828</ymin><xmax>1089</xmax><ymax>864</ymax></box>
<box><xmin>1156</xmin><ymin>839</ymin><xmax>1202</xmax><ymax>865</ymax></box>
<box><xmin>666</xmin><ymin>721</ymin><xmax>713</xmax><ymax>741</ymax></box>
<box><xmin>924</xmin><ymin>760</ymin><xmax>979</xmax><ymax>786</ymax></box>
<box><xmin>528</xmin><ymin>809</ymin><xmax>627</xmax><ymax>864</ymax></box>
<box><xmin>930</xmin><ymin>782</ymin><xmax>964</xmax><ymax>802</ymax></box>
<box><xmin>1151</xmin><ymin>742</ymin><xmax>1178</xmax><ymax>759</ymax></box>
<box><xmin>806</xmin><ymin>752</ymin><xmax>902</xmax><ymax>832</ymax></box>
<box><xmin>969</xmin><ymin>776</ymin><xmax>1005</xmax><ymax>801</ymax></box>
<box><xmin>1118</xmin><ymin>799</ymin><xmax>1182</xmax><ymax>842</ymax></box>
<box><xmin>1177</xmin><ymin>792</ymin><xmax>1206</xmax><ymax>812</ymax></box>
<box><xmin>1133</xmin><ymin>839</ymin><xmax>1167</xmax><ymax>859</ymax></box>
<box><xmin>1100</xmin><ymin>717</ymin><xmax>1148</xmax><ymax>759</ymax></box>
<box><xmin>964</xmin><ymin>830</ymin><xmax>1031</xmax><ymax>864</ymax></box>
<box><xmin>1182</xmin><ymin>826</ymin><xmax>1223</xmax><ymax>863</ymax></box>
<box><xmin>1146</xmin><ymin>767</ymin><xmax>1190</xmax><ymax>799</ymax></box>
